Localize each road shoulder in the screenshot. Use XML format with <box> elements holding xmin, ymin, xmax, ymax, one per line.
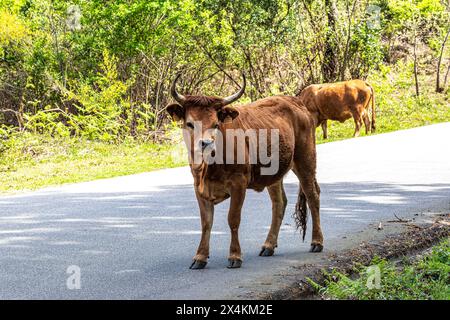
<box><xmin>236</xmin><ymin>214</ymin><xmax>449</xmax><ymax>300</ymax></box>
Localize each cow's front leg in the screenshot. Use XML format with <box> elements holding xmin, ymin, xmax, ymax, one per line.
<box><xmin>190</xmin><ymin>191</ymin><xmax>214</xmax><ymax>270</ymax></box>
<box><xmin>227</xmin><ymin>185</ymin><xmax>246</xmax><ymax>268</ymax></box>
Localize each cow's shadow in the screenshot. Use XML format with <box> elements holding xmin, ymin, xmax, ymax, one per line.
<box><xmin>0</xmin><ymin>180</ymin><xmax>448</xmax><ymax>254</ymax></box>
<box><xmin>0</xmin><ymin>181</ymin><xmax>448</xmax><ymax>298</ymax></box>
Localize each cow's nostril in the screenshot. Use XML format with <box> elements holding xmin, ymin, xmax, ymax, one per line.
<box><xmin>200</xmin><ymin>139</ymin><xmax>213</xmax><ymax>150</ymax></box>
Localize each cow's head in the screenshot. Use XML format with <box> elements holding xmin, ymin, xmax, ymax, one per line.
<box><xmin>166</xmin><ymin>73</ymin><xmax>245</xmax><ymax>160</ymax></box>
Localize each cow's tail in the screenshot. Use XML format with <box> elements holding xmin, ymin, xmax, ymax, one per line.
<box><xmin>366</xmin><ymin>82</ymin><xmax>376</xmax><ymax>132</ymax></box>
<box><xmin>293</xmin><ymin>188</ymin><xmax>308</xmax><ymax>241</ymax></box>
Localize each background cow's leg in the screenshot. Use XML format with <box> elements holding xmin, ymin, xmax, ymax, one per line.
<box><xmin>259</xmin><ymin>180</ymin><xmax>287</xmax><ymax>257</ymax></box>
<box><xmin>190</xmin><ymin>191</ymin><xmax>214</xmax><ymax>269</ymax></box>
<box><xmin>352</xmin><ymin>112</ymin><xmax>363</xmax><ymax>137</ymax></box>
<box><xmin>227</xmin><ymin>185</ymin><xmax>246</xmax><ymax>268</ymax></box>
<box><xmin>363</xmin><ymin>112</ymin><xmax>371</xmax><ymax>134</ymax></box>
<box><xmin>293</xmin><ymin>140</ymin><xmax>323</xmax><ymax>253</ymax></box>
<box><xmin>321</xmin><ymin>121</ymin><xmax>328</xmax><ymax>139</ymax></box>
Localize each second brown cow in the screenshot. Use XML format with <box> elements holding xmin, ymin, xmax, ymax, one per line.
<box><xmin>297</xmin><ymin>79</ymin><xmax>376</xmax><ymax>139</ymax></box>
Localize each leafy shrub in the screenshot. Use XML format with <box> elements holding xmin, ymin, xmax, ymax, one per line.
<box><xmin>348</xmin><ymin>20</ymin><xmax>383</xmax><ymax>78</ymax></box>
<box><xmin>313</xmin><ymin>239</ymin><xmax>450</xmax><ymax>300</ymax></box>
<box><xmin>64</xmin><ymin>50</ymin><xmax>132</xmax><ymax>142</ymax></box>
<box><xmin>23</xmin><ymin>106</ymin><xmax>70</xmax><ymax>137</ymax></box>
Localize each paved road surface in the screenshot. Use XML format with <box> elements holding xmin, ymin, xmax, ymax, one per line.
<box><xmin>0</xmin><ymin>123</ymin><xmax>449</xmax><ymax>299</ymax></box>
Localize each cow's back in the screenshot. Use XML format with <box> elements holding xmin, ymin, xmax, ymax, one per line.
<box><xmin>229</xmin><ymin>96</ymin><xmax>314</xmax><ymax>190</ymax></box>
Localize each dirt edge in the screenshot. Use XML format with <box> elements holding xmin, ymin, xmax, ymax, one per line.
<box><xmin>262</xmin><ymin>219</ymin><xmax>449</xmax><ymax>300</ymax></box>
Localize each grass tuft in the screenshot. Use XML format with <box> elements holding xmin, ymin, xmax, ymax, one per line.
<box><xmin>314</xmin><ymin>239</ymin><xmax>450</xmax><ymax>300</ymax></box>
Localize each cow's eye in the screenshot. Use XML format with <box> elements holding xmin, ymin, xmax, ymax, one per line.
<box><xmin>186</xmin><ymin>122</ymin><xmax>194</xmax><ymax>129</ymax></box>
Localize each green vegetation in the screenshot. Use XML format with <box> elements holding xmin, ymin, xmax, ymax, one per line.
<box><xmin>0</xmin><ymin>0</ymin><xmax>449</xmax><ymax>192</ymax></box>
<box><xmin>0</xmin><ymin>131</ymin><xmax>187</xmax><ymax>193</ymax></box>
<box><xmin>2</xmin><ymin>62</ymin><xmax>447</xmax><ymax>193</ymax></box>
<box><xmin>312</xmin><ymin>239</ymin><xmax>450</xmax><ymax>300</ymax></box>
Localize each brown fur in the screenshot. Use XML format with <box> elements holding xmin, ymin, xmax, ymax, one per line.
<box><xmin>183</xmin><ymin>95</ymin><xmax>224</xmax><ymax>108</ymax></box>
<box><xmin>297</xmin><ymin>79</ymin><xmax>376</xmax><ymax>138</ymax></box>
<box><xmin>167</xmin><ymin>95</ymin><xmax>323</xmax><ymax>268</ymax></box>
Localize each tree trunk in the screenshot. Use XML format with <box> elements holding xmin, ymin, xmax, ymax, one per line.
<box><xmin>340</xmin><ymin>0</ymin><xmax>358</xmax><ymax>80</ymax></box>
<box><xmin>413</xmin><ymin>27</ymin><xmax>420</xmax><ymax>96</ymax></box>
<box><xmin>443</xmin><ymin>64</ymin><xmax>450</xmax><ymax>89</ymax></box>
<box><xmin>436</xmin><ymin>28</ymin><xmax>450</xmax><ymax>93</ymax></box>
<box><xmin>322</xmin><ymin>0</ymin><xmax>339</xmax><ymax>82</ymax></box>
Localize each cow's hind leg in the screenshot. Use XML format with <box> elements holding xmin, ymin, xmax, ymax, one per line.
<box><xmin>259</xmin><ymin>180</ymin><xmax>287</xmax><ymax>257</ymax></box>
<box><xmin>352</xmin><ymin>112</ymin><xmax>363</xmax><ymax>137</ymax></box>
<box><xmin>190</xmin><ymin>192</ymin><xmax>214</xmax><ymax>269</ymax></box>
<box><xmin>363</xmin><ymin>113</ymin><xmax>371</xmax><ymax>134</ymax></box>
<box><xmin>292</xmin><ymin>140</ymin><xmax>323</xmax><ymax>252</ymax></box>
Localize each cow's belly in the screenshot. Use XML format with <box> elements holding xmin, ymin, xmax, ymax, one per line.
<box><xmin>197</xmin><ymin>163</ymin><xmax>291</xmax><ymax>200</ymax></box>
<box><xmin>321</xmin><ymin>106</ymin><xmax>353</xmax><ymax>122</ymax></box>
<box><xmin>331</xmin><ymin>111</ymin><xmax>353</xmax><ymax>122</ymax></box>
<box><xmin>248</xmin><ymin>160</ymin><xmax>292</xmax><ymax>191</ymax></box>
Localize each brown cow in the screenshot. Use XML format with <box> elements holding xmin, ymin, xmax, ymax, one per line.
<box><xmin>297</xmin><ymin>79</ymin><xmax>376</xmax><ymax>139</ymax></box>
<box><xmin>166</xmin><ymin>74</ymin><xmax>323</xmax><ymax>270</ymax></box>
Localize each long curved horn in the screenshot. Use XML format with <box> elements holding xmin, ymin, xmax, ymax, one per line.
<box><xmin>170</xmin><ymin>73</ymin><xmax>186</xmax><ymax>104</ymax></box>
<box><xmin>223</xmin><ymin>73</ymin><xmax>246</xmax><ymax>106</ymax></box>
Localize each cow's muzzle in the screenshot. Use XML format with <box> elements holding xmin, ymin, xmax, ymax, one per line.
<box><xmin>199</xmin><ymin>139</ymin><xmax>214</xmax><ymax>152</ymax></box>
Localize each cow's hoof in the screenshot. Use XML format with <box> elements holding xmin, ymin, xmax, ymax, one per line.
<box><xmin>309</xmin><ymin>244</ymin><xmax>323</xmax><ymax>253</ymax></box>
<box><xmin>227</xmin><ymin>259</ymin><xmax>242</xmax><ymax>269</ymax></box>
<box><xmin>189</xmin><ymin>260</ymin><xmax>207</xmax><ymax>270</ymax></box>
<box><xmin>259</xmin><ymin>247</ymin><xmax>274</xmax><ymax>257</ymax></box>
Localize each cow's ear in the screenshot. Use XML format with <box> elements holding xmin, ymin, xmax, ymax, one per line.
<box><xmin>218</xmin><ymin>106</ymin><xmax>239</xmax><ymax>123</ymax></box>
<box><xmin>166</xmin><ymin>103</ymin><xmax>184</xmax><ymax>122</ymax></box>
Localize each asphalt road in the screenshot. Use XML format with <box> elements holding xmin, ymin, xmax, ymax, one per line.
<box><xmin>0</xmin><ymin>123</ymin><xmax>449</xmax><ymax>299</ymax></box>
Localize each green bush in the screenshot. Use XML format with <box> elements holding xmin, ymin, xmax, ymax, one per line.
<box><xmin>64</xmin><ymin>50</ymin><xmax>132</xmax><ymax>142</ymax></box>
<box><xmin>313</xmin><ymin>239</ymin><xmax>450</xmax><ymax>300</ymax></box>
<box><xmin>23</xmin><ymin>106</ymin><xmax>70</xmax><ymax>137</ymax></box>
